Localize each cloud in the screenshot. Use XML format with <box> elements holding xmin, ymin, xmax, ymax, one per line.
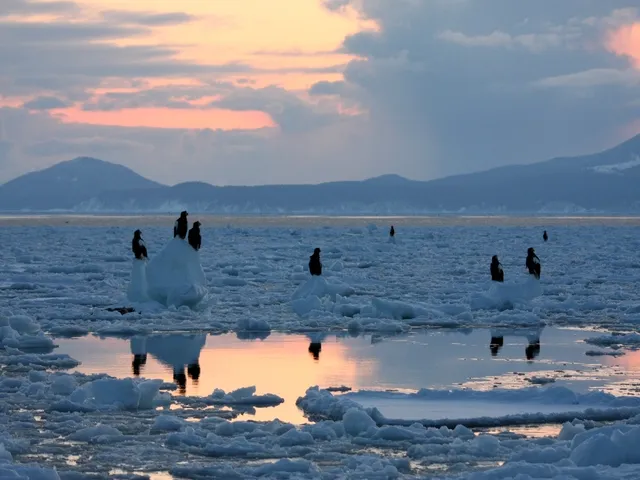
<box><xmin>209</xmin><ymin>86</ymin><xmax>344</xmax><ymax>133</ymax></box>
<box><xmin>322</xmin><ymin>0</ymin><xmax>352</xmax><ymax>13</ymax></box>
<box><xmin>607</xmin><ymin>22</ymin><xmax>640</xmax><ymax>67</ymax></box>
<box><xmin>80</xmin><ymin>83</ymin><xmax>235</xmax><ymax>111</ymax></box>
<box><xmin>0</xmin><ymin>35</ymin><xmax>251</xmax><ymax>82</ymax></box>
<box><xmin>534</xmin><ymin>68</ymin><xmax>640</xmax><ymax>88</ymax></box>
<box><xmin>0</xmin><ymin>0</ymin><xmax>80</xmax><ymax>17</ymax></box>
<box><xmin>23</xmin><ymin>137</ymin><xmax>150</xmax><ymax>157</ymax></box>
<box><xmin>100</xmin><ymin>10</ymin><xmax>196</xmax><ymax>26</ymax></box>
<box><xmin>437</xmin><ymin>30</ymin><xmax>513</xmax><ymax>48</ymax></box>
<box><xmin>23</xmin><ymin>96</ymin><xmax>73</xmax><ymax>110</ymax></box>
<box><xmin>0</xmin><ymin>5</ymin><xmax>249</xmax><ymax>100</ymax></box>
<box><xmin>250</xmin><ymin>48</ymin><xmax>343</xmax><ymax>57</ymax></box>
<box><xmin>309</xmin><ymin>80</ymin><xmax>349</xmax><ymax>96</ymax></box>
<box><xmin>437</xmin><ymin>30</ymin><xmax>566</xmax><ymax>52</ymax></box>
<box><xmin>313</xmin><ymin>0</ymin><xmax>640</xmax><ymax>179</ymax></box>
<box><xmin>0</xmin><ymin>20</ymin><xmax>148</xmax><ymax>43</ymax></box>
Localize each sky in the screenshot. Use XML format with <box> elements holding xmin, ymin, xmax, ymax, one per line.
<box><xmin>1</xmin><ymin>0</ymin><xmax>639</xmax><ymax>186</ymax></box>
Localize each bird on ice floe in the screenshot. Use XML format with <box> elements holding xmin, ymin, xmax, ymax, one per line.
<box><xmin>309</xmin><ymin>248</ymin><xmax>322</xmax><ymax>276</ymax></box>
<box><xmin>132</xmin><ymin>230</ymin><xmax>148</xmax><ymax>260</ymax></box>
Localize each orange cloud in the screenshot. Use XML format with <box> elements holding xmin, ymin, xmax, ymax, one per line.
<box><xmin>7</xmin><ymin>0</ymin><xmax>367</xmax><ymax>131</ymax></box>
<box><xmin>52</xmin><ymin>107</ymin><xmax>275</xmax><ymax>130</ymax></box>
<box><xmin>607</xmin><ymin>23</ymin><xmax>640</xmax><ymax>68</ymax></box>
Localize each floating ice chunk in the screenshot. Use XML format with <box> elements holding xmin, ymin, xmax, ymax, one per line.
<box><xmin>48</xmin><ymin>326</ymin><xmax>89</xmax><ymax>337</ymax></box>
<box><xmin>29</xmin><ymin>371</ymin><xmax>47</xmax><ymax>383</ymax></box>
<box><xmin>202</xmin><ymin>386</ymin><xmax>284</xmax><ymax>407</ymax></box>
<box><xmin>68</xmin><ymin>424</ymin><xmax>123</xmax><ymax>442</ymax></box>
<box><xmin>0</xmin><ymin>444</ymin><xmax>12</xmax><ymax>462</ymax></box>
<box><xmin>236</xmin><ymin>317</ymin><xmax>271</xmax><ymax>334</ymax></box>
<box><xmin>586</xmin><ymin>333</ymin><xmax>640</xmax><ymax>348</ymax></box>
<box><xmin>311</xmin><ymin>386</ymin><xmax>640</xmax><ymax>428</ymax></box>
<box><xmin>292</xmin><ymin>276</ymin><xmax>355</xmax><ymax>303</ymax></box>
<box><xmin>8</xmin><ymin>315</ymin><xmax>40</xmax><ymax>335</ymax></box>
<box><xmin>471</xmin><ymin>434</ymin><xmax>501</xmax><ymax>456</ymax></box>
<box><xmin>127</xmin><ymin>258</ymin><xmax>149</xmax><ymax>303</ymax></box>
<box><xmin>278</xmin><ymin>428</ymin><xmax>315</xmax><ymax>446</ymax></box>
<box><xmin>527</xmin><ymin>377</ymin><xmax>556</xmax><ymax>385</ymax></box>
<box><xmin>70</xmin><ymin>378</ymin><xmax>169</xmax><ymax>410</ymax></box>
<box><xmin>343</xmin><ymin>408</ymin><xmax>377</xmax><ymax>436</ymax></box>
<box><xmin>5</xmin><ymin>332</ymin><xmax>54</xmax><ymax>351</ymax></box>
<box><xmin>329</xmin><ymin>260</ymin><xmax>345</xmax><ymax>272</ymax></box>
<box><xmin>2</xmin><ymin>351</ymin><xmax>79</xmax><ymax>369</ymax></box>
<box><xmin>0</xmin><ymin>464</ymin><xmax>61</xmax><ymax>480</ymax></box>
<box><xmin>151</xmin><ymin>415</ymin><xmax>185</xmax><ymax>432</ymax></box>
<box><xmin>0</xmin><ymin>318</ymin><xmax>55</xmax><ymax>351</ymax></box>
<box><xmin>146</xmin><ymin>238</ymin><xmax>207</xmax><ymax>308</ymax></box>
<box><xmin>296</xmin><ymin>387</ymin><xmax>367</xmax><ymax>421</ymax></box>
<box><xmin>51</xmin><ymin>374</ymin><xmax>77</xmax><ymax>395</ymax></box>
<box><xmin>252</xmin><ymin>459</ymin><xmax>318</xmax><ymax>477</ymax></box>
<box><xmin>214</xmin><ymin>420</ymin><xmax>259</xmax><ymax>437</ymax></box>
<box><xmin>558</xmin><ymin>421</ymin><xmax>587</xmax><ymax>440</ymax></box>
<box><xmin>369</xmin><ymin>298</ymin><xmax>438</xmax><ymax>321</ymax></box>
<box><xmin>586</xmin><ymin>349</ymin><xmax>625</xmax><ymax>357</ymax></box>
<box><xmin>471</xmin><ymin>276</ymin><xmax>543</xmax><ymax>310</ymax></box>
<box><xmin>570</xmin><ymin>432</ymin><xmax>623</xmax><ymax>467</ymax></box>
<box><xmin>291</xmin><ymin>295</ymin><xmax>323</xmax><ymax>317</ymax></box>
<box><xmin>0</xmin><ymin>325</ymin><xmax>21</xmax><ymax>347</ymax></box>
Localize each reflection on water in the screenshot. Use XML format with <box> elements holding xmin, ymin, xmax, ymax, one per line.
<box><xmin>489</xmin><ymin>326</ymin><xmax>543</xmax><ymax>361</ymax></box>
<box><xmin>130</xmin><ymin>334</ymin><xmax>206</xmax><ymax>395</ymax></box>
<box><xmin>54</xmin><ymin>327</ymin><xmax>636</xmax><ymax>424</ymax></box>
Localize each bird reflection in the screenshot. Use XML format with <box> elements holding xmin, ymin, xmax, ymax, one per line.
<box><xmin>525</xmin><ymin>340</ymin><xmax>541</xmax><ymax>361</ymax></box>
<box><xmin>488</xmin><ymin>329</ymin><xmax>542</xmax><ymax>361</ymax></box>
<box><xmin>490</xmin><ymin>336</ymin><xmax>504</xmax><ymax>357</ymax></box>
<box><xmin>129</xmin><ymin>334</ymin><xmax>206</xmax><ymax>394</ymax></box>
<box><xmin>132</xmin><ymin>354</ymin><xmax>147</xmax><ymax>376</ymax></box>
<box><xmin>308</xmin><ymin>342</ymin><xmax>322</xmax><ymax>361</ymax></box>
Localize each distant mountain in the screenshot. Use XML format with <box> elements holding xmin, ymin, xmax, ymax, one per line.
<box><xmin>0</xmin><ymin>157</ymin><xmax>163</xmax><ymax>211</ymax></box>
<box><xmin>1</xmin><ymin>135</ymin><xmax>640</xmax><ymax>214</ymax></box>
<box><xmin>419</xmin><ymin>134</ymin><xmax>640</xmax><ymax>212</ymax></box>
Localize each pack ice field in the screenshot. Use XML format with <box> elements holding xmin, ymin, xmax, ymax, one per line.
<box><xmin>1</xmin><ymin>215</ymin><xmax>640</xmax><ymax>480</ymax></box>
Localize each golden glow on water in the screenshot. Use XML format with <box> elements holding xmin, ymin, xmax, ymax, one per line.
<box><xmin>54</xmin><ymin>328</ymin><xmax>640</xmax><ymax>426</ymax></box>
<box><xmin>60</xmin><ymin>334</ymin><xmax>375</xmax><ymax>424</ymax></box>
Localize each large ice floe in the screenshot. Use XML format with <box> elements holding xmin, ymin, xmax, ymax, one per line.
<box><xmin>129</xmin><ymin>237</ymin><xmax>207</xmax><ymax>308</ymax></box>
<box><xmin>297</xmin><ymin>386</ymin><xmax>640</xmax><ymax>428</ymax></box>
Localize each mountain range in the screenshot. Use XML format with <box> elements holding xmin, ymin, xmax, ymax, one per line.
<box><xmin>1</xmin><ymin>134</ymin><xmax>639</xmax><ymax>214</ymax></box>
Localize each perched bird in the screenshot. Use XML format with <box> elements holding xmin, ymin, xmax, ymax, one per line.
<box><xmin>174</xmin><ymin>211</ymin><xmax>189</xmax><ymax>239</ymax></box>
<box><xmin>526</xmin><ymin>247</ymin><xmax>541</xmax><ymax>279</ymax></box>
<box><xmin>490</xmin><ymin>255</ymin><xmax>504</xmax><ymax>282</ymax></box>
<box><xmin>132</xmin><ymin>230</ymin><xmax>148</xmax><ymax>260</ymax></box>
<box><xmin>188</xmin><ymin>221</ymin><xmax>202</xmax><ymax>251</ymax></box>
<box><xmin>309</xmin><ymin>248</ymin><xmax>322</xmax><ymax>276</ymax></box>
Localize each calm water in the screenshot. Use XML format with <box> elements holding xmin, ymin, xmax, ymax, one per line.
<box><xmin>54</xmin><ymin>327</ymin><xmax>639</xmax><ymax>424</ymax></box>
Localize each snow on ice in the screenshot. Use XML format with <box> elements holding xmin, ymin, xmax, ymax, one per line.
<box><xmin>132</xmin><ymin>236</ymin><xmax>208</xmax><ymax>308</ymax></box>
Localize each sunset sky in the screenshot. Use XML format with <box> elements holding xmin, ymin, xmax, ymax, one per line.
<box><xmin>1</xmin><ymin>0</ymin><xmax>639</xmax><ymax>185</ymax></box>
